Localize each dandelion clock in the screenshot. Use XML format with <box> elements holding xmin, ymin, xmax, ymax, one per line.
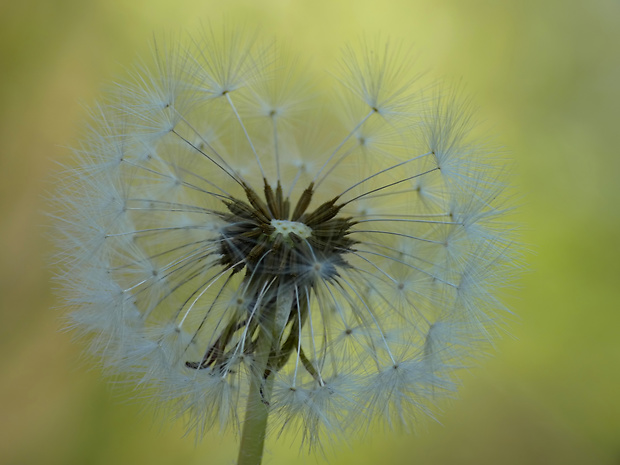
<box><xmin>52</xmin><ymin>29</ymin><xmax>520</xmax><ymax>465</ymax></box>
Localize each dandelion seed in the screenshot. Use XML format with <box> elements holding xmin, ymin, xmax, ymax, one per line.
<box><xmin>52</xmin><ymin>29</ymin><xmax>520</xmax><ymax>465</ymax></box>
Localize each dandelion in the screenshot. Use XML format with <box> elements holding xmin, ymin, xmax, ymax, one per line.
<box><xmin>53</xmin><ymin>30</ymin><xmax>519</xmax><ymax>465</ymax></box>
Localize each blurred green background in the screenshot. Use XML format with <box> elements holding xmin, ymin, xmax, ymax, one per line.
<box><xmin>1</xmin><ymin>0</ymin><xmax>619</xmax><ymax>463</ymax></box>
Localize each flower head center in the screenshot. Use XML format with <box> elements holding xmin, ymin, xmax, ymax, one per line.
<box><xmin>270</xmin><ymin>219</ymin><xmax>312</xmax><ymax>241</ymax></box>
<box><xmin>217</xmin><ymin>180</ymin><xmax>357</xmax><ymax>278</ymax></box>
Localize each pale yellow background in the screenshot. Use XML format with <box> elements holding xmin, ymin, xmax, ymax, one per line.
<box><xmin>1</xmin><ymin>0</ymin><xmax>619</xmax><ymax>464</ymax></box>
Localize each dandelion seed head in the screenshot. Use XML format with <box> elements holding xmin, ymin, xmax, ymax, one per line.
<box><xmin>52</xmin><ymin>28</ymin><xmax>520</xmax><ymax>451</ymax></box>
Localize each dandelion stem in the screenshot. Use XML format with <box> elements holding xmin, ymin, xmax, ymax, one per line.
<box><xmin>237</xmin><ymin>313</ymin><xmax>275</xmax><ymax>465</ymax></box>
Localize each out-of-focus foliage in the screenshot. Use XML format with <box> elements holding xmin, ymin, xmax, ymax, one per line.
<box><xmin>1</xmin><ymin>0</ymin><xmax>618</xmax><ymax>464</ymax></box>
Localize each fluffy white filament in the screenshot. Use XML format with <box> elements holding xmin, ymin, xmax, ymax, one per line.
<box><xmin>52</xmin><ymin>30</ymin><xmax>519</xmax><ymax>450</ymax></box>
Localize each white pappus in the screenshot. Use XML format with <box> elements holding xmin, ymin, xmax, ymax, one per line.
<box><xmin>52</xmin><ymin>29</ymin><xmax>520</xmax><ymax>454</ymax></box>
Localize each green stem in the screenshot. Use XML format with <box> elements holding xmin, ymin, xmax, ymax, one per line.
<box><xmin>237</xmin><ymin>332</ymin><xmax>274</xmax><ymax>465</ymax></box>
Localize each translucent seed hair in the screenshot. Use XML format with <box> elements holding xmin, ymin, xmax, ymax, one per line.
<box><xmin>52</xmin><ymin>30</ymin><xmax>520</xmax><ymax>460</ymax></box>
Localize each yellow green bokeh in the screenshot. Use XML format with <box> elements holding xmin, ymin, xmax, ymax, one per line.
<box><xmin>1</xmin><ymin>0</ymin><xmax>618</xmax><ymax>463</ymax></box>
